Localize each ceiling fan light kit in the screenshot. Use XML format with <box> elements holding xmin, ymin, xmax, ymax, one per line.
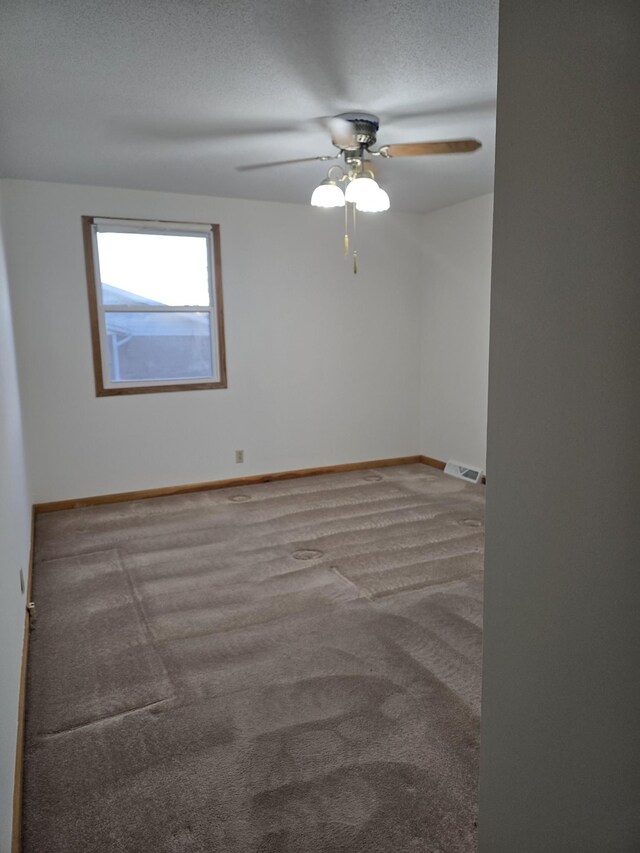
<box><xmin>310</xmin><ymin>178</ymin><xmax>345</xmax><ymax>208</ymax></box>
<box><xmin>356</xmin><ymin>186</ymin><xmax>390</xmax><ymax>213</ymax></box>
<box><xmin>239</xmin><ymin>112</ymin><xmax>481</xmax><ymax>273</ymax></box>
<box><xmin>343</xmin><ymin>174</ymin><xmax>381</xmax><ymax>205</ymax></box>
<box><xmin>310</xmin><ymin>165</ymin><xmax>389</xmax><ymax>212</ymax></box>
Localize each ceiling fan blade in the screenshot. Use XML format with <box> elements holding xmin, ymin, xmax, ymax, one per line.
<box><xmin>236</xmin><ymin>154</ymin><xmax>338</xmax><ymax>172</ymax></box>
<box><xmin>382</xmin><ymin>100</ymin><xmax>496</xmax><ymax>125</ymax></box>
<box><xmin>380</xmin><ymin>139</ymin><xmax>482</xmax><ymax>157</ymax></box>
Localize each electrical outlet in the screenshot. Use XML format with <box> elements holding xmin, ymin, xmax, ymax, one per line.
<box><xmin>19</xmin><ymin>568</ymin><xmax>25</xmax><ymax>595</ymax></box>
<box><xmin>235</xmin><ymin>449</ymin><xmax>244</xmax><ymax>464</ymax></box>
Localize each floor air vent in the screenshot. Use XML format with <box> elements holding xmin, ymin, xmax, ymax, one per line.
<box><xmin>444</xmin><ymin>460</ymin><xmax>484</xmax><ymax>484</ymax></box>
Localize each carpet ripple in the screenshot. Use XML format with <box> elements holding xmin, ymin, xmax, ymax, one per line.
<box><xmin>24</xmin><ymin>464</ymin><xmax>483</xmax><ymax>853</ymax></box>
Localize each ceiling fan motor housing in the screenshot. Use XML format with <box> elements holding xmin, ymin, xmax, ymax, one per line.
<box><xmin>334</xmin><ymin>112</ymin><xmax>380</xmax><ymax>150</ymax></box>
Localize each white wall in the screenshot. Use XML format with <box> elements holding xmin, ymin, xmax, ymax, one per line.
<box><xmin>419</xmin><ymin>194</ymin><xmax>492</xmax><ymax>470</ymax></box>
<box><xmin>2</xmin><ymin>180</ymin><xmax>423</xmax><ymax>503</ymax></box>
<box><xmin>0</xmin><ymin>186</ymin><xmax>32</xmax><ymax>852</ymax></box>
<box><xmin>480</xmin><ymin>1</ymin><xmax>640</xmax><ymax>850</ymax></box>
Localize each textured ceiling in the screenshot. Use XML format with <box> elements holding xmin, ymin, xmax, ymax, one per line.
<box><xmin>0</xmin><ymin>0</ymin><xmax>498</xmax><ymax>214</ymax></box>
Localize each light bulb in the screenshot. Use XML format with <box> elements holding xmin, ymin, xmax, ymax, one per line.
<box><xmin>356</xmin><ymin>187</ymin><xmax>390</xmax><ymax>212</ymax></box>
<box><xmin>310</xmin><ymin>179</ymin><xmax>345</xmax><ymax>208</ymax></box>
<box><xmin>344</xmin><ymin>175</ymin><xmax>380</xmax><ymax>205</ymax></box>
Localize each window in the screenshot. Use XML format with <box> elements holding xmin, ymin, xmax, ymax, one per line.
<box><xmin>82</xmin><ymin>216</ymin><xmax>226</xmax><ymax>395</ymax></box>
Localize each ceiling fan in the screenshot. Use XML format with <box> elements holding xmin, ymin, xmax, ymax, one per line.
<box><xmin>237</xmin><ymin>111</ymin><xmax>482</xmax><ymax>271</ymax></box>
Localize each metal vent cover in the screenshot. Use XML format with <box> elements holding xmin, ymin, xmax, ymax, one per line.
<box><xmin>444</xmin><ymin>460</ymin><xmax>484</xmax><ymax>484</ymax></box>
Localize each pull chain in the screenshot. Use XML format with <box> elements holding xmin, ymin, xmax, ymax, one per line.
<box><xmin>344</xmin><ymin>201</ymin><xmax>349</xmax><ymax>256</ymax></box>
<box><xmin>352</xmin><ymin>202</ymin><xmax>358</xmax><ymax>274</ymax></box>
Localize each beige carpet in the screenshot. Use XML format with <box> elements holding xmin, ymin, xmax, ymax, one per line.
<box><xmin>23</xmin><ymin>463</ymin><xmax>484</xmax><ymax>853</ymax></box>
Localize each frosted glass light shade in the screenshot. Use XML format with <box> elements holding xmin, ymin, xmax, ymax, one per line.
<box><xmin>310</xmin><ymin>180</ymin><xmax>345</xmax><ymax>208</ymax></box>
<box><xmin>356</xmin><ymin>187</ymin><xmax>391</xmax><ymax>212</ymax></box>
<box><xmin>344</xmin><ymin>175</ymin><xmax>380</xmax><ymax>204</ymax></box>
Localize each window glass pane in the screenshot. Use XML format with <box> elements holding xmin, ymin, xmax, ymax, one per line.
<box><xmin>105</xmin><ymin>312</ymin><xmax>215</xmax><ymax>382</ymax></box>
<box><xmin>97</xmin><ymin>232</ymin><xmax>210</xmax><ymax>306</ymax></box>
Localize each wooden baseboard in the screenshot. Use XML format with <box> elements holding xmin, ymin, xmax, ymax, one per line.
<box><xmin>34</xmin><ymin>456</ymin><xmax>430</xmax><ymax>514</ymax></box>
<box><xmin>419</xmin><ymin>455</ymin><xmax>446</xmax><ymax>471</ymax></box>
<box><xmin>12</xmin><ymin>507</ymin><xmax>36</xmax><ymax>853</ymax></box>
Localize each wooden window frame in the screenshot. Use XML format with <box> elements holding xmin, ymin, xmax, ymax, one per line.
<box><xmin>82</xmin><ymin>215</ymin><xmax>227</xmax><ymax>396</ymax></box>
